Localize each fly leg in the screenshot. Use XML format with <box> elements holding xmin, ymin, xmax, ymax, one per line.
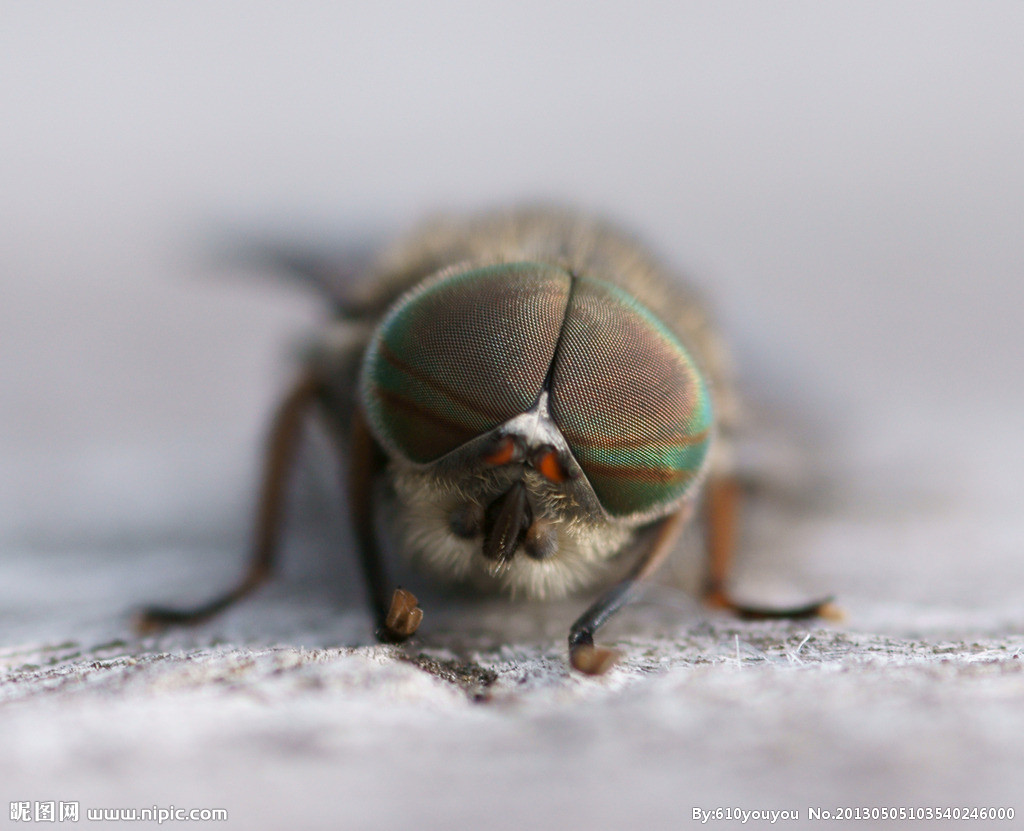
<box><xmin>568</xmin><ymin>504</ymin><xmax>693</xmax><ymax>675</ymax></box>
<box><xmin>136</xmin><ymin>375</ymin><xmax>420</xmax><ymax>642</ymax></box>
<box><xmin>346</xmin><ymin>404</ymin><xmax>422</xmax><ymax>642</ymax></box>
<box><xmin>136</xmin><ymin>372</ymin><xmax>322</xmax><ymax>632</ymax></box>
<box><xmin>703</xmin><ymin>474</ymin><xmax>838</xmax><ymax>620</ymax></box>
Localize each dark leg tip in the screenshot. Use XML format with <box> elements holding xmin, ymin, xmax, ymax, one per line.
<box><xmin>710</xmin><ymin>593</ymin><xmax>840</xmax><ymax>621</ymax></box>
<box><xmin>132</xmin><ymin>598</ymin><xmax>231</xmax><ymax>635</ymax></box>
<box><xmin>133</xmin><ymin>607</ymin><xmax>185</xmax><ymax>636</ymax></box>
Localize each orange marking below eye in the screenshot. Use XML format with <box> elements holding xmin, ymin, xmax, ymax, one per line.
<box><xmin>483</xmin><ymin>437</ymin><xmax>517</xmax><ymax>466</ymax></box>
<box><xmin>537</xmin><ymin>450</ymin><xmax>567</xmax><ymax>483</ymax></box>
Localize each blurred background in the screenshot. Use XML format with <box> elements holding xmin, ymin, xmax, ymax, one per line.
<box><xmin>1</xmin><ymin>2</ymin><xmax>1022</xmax><ymax>633</ymax></box>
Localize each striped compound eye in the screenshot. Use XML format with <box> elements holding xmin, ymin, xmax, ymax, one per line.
<box><xmin>358</xmin><ymin>262</ymin><xmax>572</xmax><ymax>463</ymax></box>
<box><xmin>546</xmin><ymin>276</ymin><xmax>712</xmax><ymax>517</ymax></box>
<box><xmin>359</xmin><ymin>263</ymin><xmax>712</xmax><ymax>519</ymax></box>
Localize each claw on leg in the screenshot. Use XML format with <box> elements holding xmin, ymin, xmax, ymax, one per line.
<box><xmin>134</xmin><ymin>609</ymin><xmax>171</xmax><ymax>636</ymax></box>
<box><xmin>379</xmin><ymin>588</ymin><xmax>423</xmax><ymax>643</ymax></box>
<box><xmin>812</xmin><ymin>601</ymin><xmax>845</xmax><ymax>622</ymax></box>
<box><xmin>570</xmin><ymin>644</ymin><xmax>621</xmax><ymax>676</ymax></box>
<box><xmin>567</xmin><ymin>507</ymin><xmax>692</xmax><ymax>675</ymax></box>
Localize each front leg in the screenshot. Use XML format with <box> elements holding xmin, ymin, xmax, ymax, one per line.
<box><xmin>568</xmin><ymin>504</ymin><xmax>693</xmax><ymax>675</ymax></box>
<box><xmin>347</xmin><ymin>404</ymin><xmax>423</xmax><ymax>642</ymax></box>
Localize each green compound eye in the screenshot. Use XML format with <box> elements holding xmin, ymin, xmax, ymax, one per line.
<box><xmin>359</xmin><ymin>262</ymin><xmax>572</xmax><ymax>463</ymax></box>
<box><xmin>359</xmin><ymin>263</ymin><xmax>713</xmax><ymax>519</ymax></box>
<box><xmin>548</xmin><ymin>276</ymin><xmax>712</xmax><ymax>517</ymax></box>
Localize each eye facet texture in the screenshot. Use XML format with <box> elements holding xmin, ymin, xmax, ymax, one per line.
<box><xmin>361</xmin><ymin>263</ymin><xmax>571</xmax><ymax>463</ymax></box>
<box><xmin>548</xmin><ymin>277</ymin><xmax>712</xmax><ymax>516</ymax></box>
<box><xmin>361</xmin><ymin>264</ymin><xmax>712</xmax><ymax>517</ymax></box>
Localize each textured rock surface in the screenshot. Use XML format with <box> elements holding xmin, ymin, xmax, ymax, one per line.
<box><xmin>3</xmin><ymin>421</ymin><xmax>1023</xmax><ymax>829</ymax></box>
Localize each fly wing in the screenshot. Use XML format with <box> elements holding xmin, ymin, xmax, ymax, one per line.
<box><xmin>209</xmin><ymin>233</ymin><xmax>387</xmax><ymax>318</ymax></box>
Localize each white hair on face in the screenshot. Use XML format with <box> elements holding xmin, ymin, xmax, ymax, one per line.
<box><xmin>387</xmin><ymin>464</ymin><xmax>635</xmax><ymax>599</ymax></box>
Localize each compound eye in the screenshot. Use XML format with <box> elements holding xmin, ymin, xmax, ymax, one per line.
<box><xmin>360</xmin><ymin>263</ymin><xmax>572</xmax><ymax>463</ymax></box>
<box><xmin>548</xmin><ymin>277</ymin><xmax>713</xmax><ymax>518</ymax></box>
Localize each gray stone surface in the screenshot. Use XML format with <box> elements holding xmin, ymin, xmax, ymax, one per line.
<box><xmin>3</xmin><ymin>416</ymin><xmax>1023</xmax><ymax>829</ymax></box>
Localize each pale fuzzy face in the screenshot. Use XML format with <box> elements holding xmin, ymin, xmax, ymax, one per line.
<box><xmin>385</xmin><ymin>460</ymin><xmax>637</xmax><ymax>600</ymax></box>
